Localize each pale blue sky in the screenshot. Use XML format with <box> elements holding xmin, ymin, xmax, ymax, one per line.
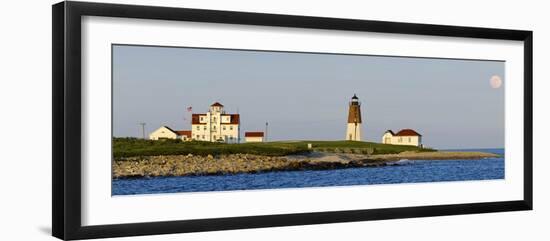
<box><xmin>112</xmin><ymin>45</ymin><xmax>504</xmax><ymax>149</ymax></box>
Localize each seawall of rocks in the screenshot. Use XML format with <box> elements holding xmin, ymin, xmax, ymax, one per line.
<box><xmin>113</xmin><ymin>151</ymin><xmax>500</xmax><ymax>179</ymax></box>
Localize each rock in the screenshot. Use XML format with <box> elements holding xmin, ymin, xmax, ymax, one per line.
<box><xmin>114</xmin><ymin>152</ymin><xmax>386</xmax><ymax>178</ymax></box>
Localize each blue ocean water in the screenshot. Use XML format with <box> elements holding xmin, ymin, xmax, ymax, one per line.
<box><xmin>112</xmin><ymin>148</ymin><xmax>504</xmax><ymax>195</ymax></box>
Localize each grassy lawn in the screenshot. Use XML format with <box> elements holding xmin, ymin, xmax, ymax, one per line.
<box><xmin>113</xmin><ymin>138</ymin><xmax>434</xmax><ymax>158</ymax></box>
<box><xmin>291</xmin><ymin>140</ymin><xmax>434</xmax><ymax>155</ymax></box>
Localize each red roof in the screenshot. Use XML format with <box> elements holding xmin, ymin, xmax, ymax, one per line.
<box><xmin>191</xmin><ymin>113</ymin><xmax>240</xmax><ymax>124</ymax></box>
<box><xmin>222</xmin><ymin>114</ymin><xmax>239</xmax><ymax>125</ymax></box>
<box><xmin>175</xmin><ymin>130</ymin><xmax>191</xmax><ymax>137</ymax></box>
<box><xmin>210</xmin><ymin>102</ymin><xmax>224</xmax><ymax>107</ymax></box>
<box><xmin>191</xmin><ymin>114</ymin><xmax>206</xmax><ymax>125</ymax></box>
<box><xmin>245</xmin><ymin>132</ymin><xmax>264</xmax><ymax>137</ymax></box>
<box><xmin>394</xmin><ymin>129</ymin><xmax>421</xmax><ymax>136</ymax></box>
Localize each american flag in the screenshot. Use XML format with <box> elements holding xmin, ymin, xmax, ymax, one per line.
<box><xmin>186</xmin><ymin>106</ymin><xmax>192</xmax><ymax>112</ymax></box>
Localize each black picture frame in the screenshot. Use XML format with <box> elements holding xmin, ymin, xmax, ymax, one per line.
<box><xmin>52</xmin><ymin>1</ymin><xmax>533</xmax><ymax>240</ymax></box>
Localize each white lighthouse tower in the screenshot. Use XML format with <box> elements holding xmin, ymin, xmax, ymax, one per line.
<box><xmin>346</xmin><ymin>94</ymin><xmax>362</xmax><ymax>141</ymax></box>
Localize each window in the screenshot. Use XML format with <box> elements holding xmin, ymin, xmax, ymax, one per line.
<box><xmin>203</xmin><ymin>126</ymin><xmax>206</xmax><ymax>130</ymax></box>
<box><xmin>223</xmin><ymin>126</ymin><xmax>226</xmax><ymax>130</ymax></box>
<box><xmin>408</xmin><ymin>137</ymin><xmax>411</xmax><ymax>142</ymax></box>
<box><xmin>196</xmin><ymin>135</ymin><xmax>199</xmax><ymax>139</ymax></box>
<box><xmin>200</xmin><ymin>117</ymin><xmax>204</xmax><ymax>121</ymax></box>
<box><xmin>230</xmin><ymin>126</ymin><xmax>233</xmax><ymax>130</ymax></box>
<box><xmin>202</xmin><ymin>135</ymin><xmax>205</xmax><ymax>139</ymax></box>
<box><xmin>398</xmin><ymin>137</ymin><xmax>403</xmax><ymax>143</ymax></box>
<box><xmin>196</xmin><ymin>126</ymin><xmax>199</xmax><ymax>130</ymax></box>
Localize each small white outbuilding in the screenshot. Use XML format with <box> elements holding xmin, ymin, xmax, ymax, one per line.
<box><xmin>382</xmin><ymin>129</ymin><xmax>422</xmax><ymax>147</ymax></box>
<box><xmin>244</xmin><ymin>132</ymin><xmax>264</xmax><ymax>143</ymax></box>
<box><xmin>149</xmin><ymin>126</ymin><xmax>191</xmax><ymax>141</ymax></box>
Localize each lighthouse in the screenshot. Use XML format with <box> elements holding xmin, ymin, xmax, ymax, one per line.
<box><xmin>346</xmin><ymin>94</ymin><xmax>362</xmax><ymax>141</ymax></box>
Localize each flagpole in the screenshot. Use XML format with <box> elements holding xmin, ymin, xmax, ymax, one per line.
<box><xmin>139</xmin><ymin>122</ymin><xmax>146</xmax><ymax>139</ymax></box>
<box><xmin>186</xmin><ymin>106</ymin><xmax>193</xmax><ymax>129</ymax></box>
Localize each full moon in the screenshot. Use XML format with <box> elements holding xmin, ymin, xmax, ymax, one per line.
<box><xmin>490</xmin><ymin>75</ymin><xmax>503</xmax><ymax>89</ymax></box>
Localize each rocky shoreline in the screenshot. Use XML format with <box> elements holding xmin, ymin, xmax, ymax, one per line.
<box><xmin>369</xmin><ymin>151</ymin><xmax>501</xmax><ymax>161</ymax></box>
<box><xmin>112</xmin><ymin>151</ymin><xmax>500</xmax><ymax>179</ymax></box>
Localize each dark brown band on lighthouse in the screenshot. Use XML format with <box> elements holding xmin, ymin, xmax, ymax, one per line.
<box><xmin>347</xmin><ymin>104</ymin><xmax>362</xmax><ymax>123</ymax></box>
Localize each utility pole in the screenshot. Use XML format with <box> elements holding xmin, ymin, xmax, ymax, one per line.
<box><xmin>139</xmin><ymin>122</ymin><xmax>146</xmax><ymax>139</ymax></box>
<box><xmin>265</xmin><ymin>122</ymin><xmax>268</xmax><ymax>142</ymax></box>
<box><xmin>237</xmin><ymin>107</ymin><xmax>240</xmax><ymax>144</ymax></box>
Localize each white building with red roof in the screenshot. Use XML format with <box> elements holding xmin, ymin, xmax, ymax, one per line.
<box><xmin>244</xmin><ymin>132</ymin><xmax>264</xmax><ymax>143</ymax></box>
<box><xmin>149</xmin><ymin>126</ymin><xmax>192</xmax><ymax>141</ymax></box>
<box><xmin>191</xmin><ymin>102</ymin><xmax>240</xmax><ymax>143</ymax></box>
<box><xmin>381</xmin><ymin>129</ymin><xmax>422</xmax><ymax>147</ymax></box>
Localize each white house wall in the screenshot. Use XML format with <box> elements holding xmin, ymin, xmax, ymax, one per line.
<box><xmin>149</xmin><ymin>127</ymin><xmax>177</xmax><ymax>140</ymax></box>
<box><xmin>245</xmin><ymin>136</ymin><xmax>264</xmax><ymax>143</ymax></box>
<box><xmin>192</xmin><ymin>110</ymin><xmax>239</xmax><ymax>142</ymax></box>
<box><xmin>381</xmin><ymin>134</ymin><xmax>421</xmax><ymax>147</ymax></box>
<box><xmin>382</xmin><ymin>133</ymin><xmax>393</xmax><ymax>144</ymax></box>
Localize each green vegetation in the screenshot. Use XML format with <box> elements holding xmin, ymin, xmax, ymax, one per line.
<box><xmin>113</xmin><ymin>138</ymin><xmax>309</xmax><ymax>158</ymax></box>
<box><xmin>302</xmin><ymin>140</ymin><xmax>435</xmax><ymax>155</ymax></box>
<box><xmin>113</xmin><ymin>138</ymin><xmax>435</xmax><ymax>158</ymax></box>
